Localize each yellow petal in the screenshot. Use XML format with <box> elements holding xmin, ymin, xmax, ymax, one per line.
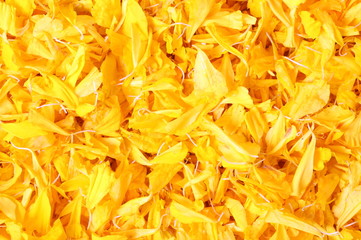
<box><xmin>299</xmin><ymin>11</ymin><xmax>322</xmax><ymax>39</ymax></box>
<box><xmin>0</xmin><ymin>162</ymin><xmax>22</xmax><ymax>191</ymax></box>
<box><xmin>1</xmin><ymin>41</ymin><xmax>19</xmax><ymax>71</ymax></box>
<box><xmin>317</xmin><ymin>174</ymin><xmax>339</xmax><ymax>208</ymax></box>
<box><xmin>283</xmin><ymin>0</ymin><xmax>306</xmax><ymax>8</ymax></box>
<box><xmin>204</xmin><ymin>11</ymin><xmax>256</xmax><ymax>30</ymax></box>
<box><xmin>65</xmin><ymin>195</ymin><xmax>84</xmax><ymax>239</ymax></box>
<box><xmin>26</xmin><ymin>191</ymin><xmax>52</xmax><ymax>235</ymax></box>
<box><xmin>313</xmin><ymin>147</ymin><xmax>332</xmax><ymax>171</ymax></box>
<box><xmin>120</xmin><ymin>129</ymin><xmax>164</xmax><ymax>154</ymax></box>
<box><xmin>245</xmin><ymin>106</ymin><xmax>268</xmax><ymax>142</ymax></box>
<box><xmin>113</xmin><ymin>228</ymin><xmax>159</xmax><ymax>239</ymax></box>
<box><xmin>60</xmin><ymin>174</ymin><xmax>89</xmax><ymax>192</ymax></box>
<box><xmin>275</xmin><ymin>59</ymin><xmax>295</xmax><ymax>95</ymax></box>
<box><xmin>265</xmin><ymin>210</ymin><xmax>324</xmax><ymax>237</ymax></box>
<box><xmin>118</xmin><ymin>0</ymin><xmax>148</xmax><ymax>70</ymax></box>
<box><xmin>7</xmin><ymin>0</ymin><xmax>35</xmax><ymax>16</ymax></box>
<box><xmin>0</xmin><ymin>2</ymin><xmax>17</xmax><ymax>36</ymax></box>
<box><xmin>225</xmin><ymin>197</ymin><xmax>247</xmax><ymax>231</ymax></box>
<box><xmin>270</xmin><ymin>224</ymin><xmax>290</xmax><ymax>240</ymax></box>
<box><xmin>28</xmin><ymin>75</ymin><xmax>79</xmax><ymax>108</ymax></box>
<box><xmin>39</xmin><ymin>219</ymin><xmax>67</xmax><ymax>240</ymax></box>
<box><xmin>185</xmin><ymin>0</ymin><xmax>215</xmax><ymax>41</ymax></box>
<box><xmin>187</xmin><ymin>47</ymin><xmax>228</xmax><ymax>105</ymax></box>
<box><xmin>75</xmin><ymin>67</ymin><xmax>102</xmax><ymax>97</ymax></box>
<box><xmin>87</xmin><ymin>96</ymin><xmax>122</xmax><ymax>136</ymax></box>
<box><xmin>334</xmin><ymin>185</ymin><xmax>361</xmax><ymax>228</ymax></box>
<box><xmin>165</xmin><ymin>104</ymin><xmax>206</xmax><ymax>135</ymax></box>
<box><xmin>151</xmin><ymin>142</ymin><xmax>188</xmax><ymax>164</ymax></box>
<box><xmin>29</xmin><ymin>110</ymin><xmax>70</xmax><ymax>136</ymax></box>
<box><xmin>27</xmin><ymin>38</ymin><xmax>55</xmax><ymax>60</ymax></box>
<box><xmin>116</xmin><ymin>195</ymin><xmax>152</xmax><ymax>217</ymax></box>
<box><xmin>86</xmin><ymin>163</ymin><xmax>115</xmax><ymax>209</ymax></box>
<box><xmin>206</xmin><ymin>23</ymin><xmax>248</xmax><ymax>70</ymax></box>
<box><xmin>291</xmin><ymin>133</ymin><xmax>316</xmax><ymax>197</ymax></box>
<box><xmin>202</xmin><ymin>119</ymin><xmax>259</xmax><ymax>158</ymax></box>
<box><xmin>75</xmin><ymin>103</ymin><xmax>96</xmax><ymax>116</ymax></box>
<box><xmin>170</xmin><ymin>201</ymin><xmax>215</xmax><ymax>224</ymax></box>
<box><xmin>65</xmin><ymin>45</ymin><xmax>86</xmax><ymax>87</ymax></box>
<box><xmin>91</xmin><ymin>0</ymin><xmax>121</xmax><ymax>28</ymax></box>
<box><xmin>267</xmin><ymin>0</ymin><xmax>291</xmax><ymax>27</ymax></box>
<box><xmin>343</xmin><ymin>112</ymin><xmax>361</xmax><ymax>147</ymax></box>
<box><xmin>5</xmin><ymin>221</ymin><xmax>27</xmax><ymax>240</ymax></box>
<box><xmin>92</xmin><ymin>234</ymin><xmax>127</xmax><ymax>240</ymax></box>
<box><xmin>266</xmin><ymin>113</ymin><xmax>286</xmax><ymax>152</ymax></box>
<box><xmin>282</xmin><ymin>80</ymin><xmax>330</xmax><ymax>120</ymax></box>
<box><xmin>1</xmin><ymin>121</ymin><xmax>48</xmax><ymax>139</ymax></box>
<box><xmin>148</xmin><ymin>164</ymin><xmax>182</xmax><ymax>193</ymax></box>
<box><xmin>221</xmin><ymin>86</ymin><xmax>254</xmax><ymax>108</ymax></box>
<box><xmin>90</xmin><ymin>201</ymin><xmax>112</xmax><ymax>232</ymax></box>
<box><xmin>0</xmin><ymin>195</ymin><xmax>25</xmax><ymax>221</ymax></box>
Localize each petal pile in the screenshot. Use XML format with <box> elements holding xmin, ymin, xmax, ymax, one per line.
<box><xmin>1</xmin><ymin>0</ymin><xmax>361</xmax><ymax>239</ymax></box>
